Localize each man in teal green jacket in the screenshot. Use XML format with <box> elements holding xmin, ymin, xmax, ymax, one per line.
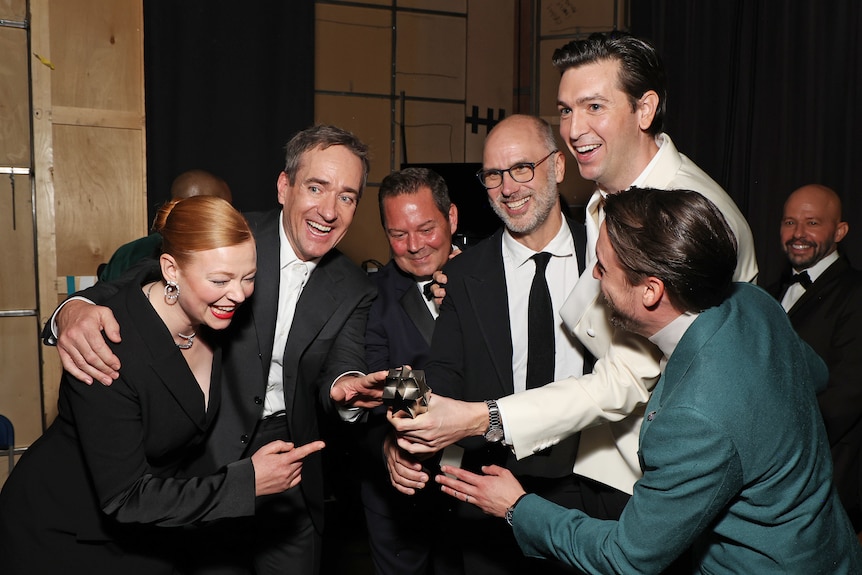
<box><xmin>436</xmin><ymin>187</ymin><xmax>862</xmax><ymax>574</ymax></box>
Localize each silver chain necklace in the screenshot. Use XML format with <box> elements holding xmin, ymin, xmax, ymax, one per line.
<box><xmin>146</xmin><ymin>282</ymin><xmax>196</xmax><ymax>350</ymax></box>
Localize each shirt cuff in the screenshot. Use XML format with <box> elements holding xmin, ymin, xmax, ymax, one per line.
<box><xmin>46</xmin><ymin>296</ymin><xmax>95</xmax><ymax>345</ymax></box>
<box><xmin>497</xmin><ymin>401</ymin><xmax>512</xmax><ymax>446</ymax></box>
<box><xmin>331</xmin><ymin>371</ymin><xmax>366</xmax><ymax>422</ymax></box>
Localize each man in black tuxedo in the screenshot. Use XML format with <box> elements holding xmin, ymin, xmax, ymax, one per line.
<box><xmin>359</xmin><ymin>167</ymin><xmax>463</xmax><ymax>574</ymax></box>
<box><xmin>45</xmin><ymin>125</ymin><xmax>388</xmax><ymax>574</ymax></box>
<box><xmin>388</xmin><ymin>115</ymin><xmax>590</xmax><ymax>575</ymax></box>
<box><xmin>768</xmin><ymin>183</ymin><xmax>862</xmax><ymax>536</ymax></box>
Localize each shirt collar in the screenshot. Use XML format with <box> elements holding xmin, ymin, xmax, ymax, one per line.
<box><xmin>278</xmin><ymin>209</ymin><xmax>318</xmax><ymax>275</ymax></box>
<box><xmin>629</xmin><ymin>132</ymin><xmax>668</xmax><ymax>190</ymax></box>
<box><xmin>648</xmin><ymin>310</ymin><xmax>699</xmax><ymax>362</ymax></box>
<box><xmin>502</xmin><ymin>216</ymin><xmax>574</xmax><ymax>268</ymax></box>
<box><xmin>797</xmin><ymin>251</ymin><xmax>839</xmax><ymax>283</ymax></box>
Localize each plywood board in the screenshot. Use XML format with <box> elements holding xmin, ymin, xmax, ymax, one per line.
<box><xmin>0</xmin><ymin>26</ymin><xmax>31</xmax><ymax>167</ymax></box>
<box><xmin>339</xmin><ymin>0</ymin><xmax>390</xmax><ymax>6</ymax></box>
<box><xmin>402</xmin><ymin>101</ymin><xmax>467</xmax><ymax>164</ymax></box>
<box><xmin>540</xmin><ymin>0</ymin><xmax>623</xmax><ymax>35</ymax></box>
<box><xmin>396</xmin><ymin>11</ymin><xmax>466</xmax><ymax>101</ymax></box>
<box><xmin>398</xmin><ymin>0</ymin><xmax>466</xmax><ymax>13</ymax></box>
<box><xmin>0</xmin><ymin>0</ymin><xmax>26</xmax><ymax>20</ymax></box>
<box><xmin>0</xmin><ymin>174</ymin><xmax>37</xmax><ymax>309</ymax></box>
<box><xmin>0</xmin><ymin>316</ymin><xmax>44</xmax><ymax>447</ymax></box>
<box><xmin>52</xmin><ymin>124</ymin><xmax>146</xmax><ymax>277</ymax></box>
<box><xmin>316</xmin><ymin>4</ymin><xmax>391</xmax><ymax>95</ymax></box>
<box><xmin>539</xmin><ymin>38</ymin><xmax>564</xmax><ymax>118</ymax></box>
<box><xmin>48</xmin><ymin>0</ymin><xmax>144</xmax><ymax>112</ymax></box>
<box><xmin>465</xmin><ymin>0</ymin><xmax>515</xmax><ymax>161</ymax></box>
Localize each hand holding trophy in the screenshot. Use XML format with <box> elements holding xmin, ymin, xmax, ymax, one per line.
<box><xmin>383</xmin><ymin>366</ymin><xmax>431</xmax><ymax>418</ymax></box>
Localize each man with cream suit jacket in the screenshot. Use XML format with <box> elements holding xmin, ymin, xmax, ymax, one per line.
<box><xmin>500</xmin><ymin>133</ymin><xmax>758</xmax><ymax>495</ymax></box>
<box><xmin>389</xmin><ymin>31</ymin><xmax>757</xmax><ymax>506</ymax></box>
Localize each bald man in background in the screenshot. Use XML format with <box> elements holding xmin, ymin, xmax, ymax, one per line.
<box><xmin>98</xmin><ymin>169</ymin><xmax>233</xmax><ymax>282</ymax></box>
<box><xmin>767</xmin><ymin>184</ymin><xmax>862</xmax><ymax>537</ymax></box>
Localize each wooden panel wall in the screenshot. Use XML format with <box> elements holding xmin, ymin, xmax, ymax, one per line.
<box><xmin>315</xmin><ymin>0</ymin><xmax>515</xmax><ymax>266</ymax></box>
<box><xmin>0</xmin><ymin>0</ymin><xmax>42</xmax><ymax>486</ymax></box>
<box><xmin>31</xmin><ymin>0</ymin><xmax>146</xmax><ymax>425</ymax></box>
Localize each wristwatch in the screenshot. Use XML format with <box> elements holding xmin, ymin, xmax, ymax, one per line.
<box><xmin>505</xmin><ymin>493</ymin><xmax>529</xmax><ymax>527</ymax></box>
<box><xmin>483</xmin><ymin>399</ymin><xmax>504</xmax><ymax>442</ymax></box>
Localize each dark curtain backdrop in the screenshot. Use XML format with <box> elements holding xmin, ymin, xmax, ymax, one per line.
<box><xmin>143</xmin><ymin>0</ymin><xmax>314</xmax><ymax>220</ymax></box>
<box><xmin>631</xmin><ymin>1</ymin><xmax>862</xmax><ymax>285</ymax></box>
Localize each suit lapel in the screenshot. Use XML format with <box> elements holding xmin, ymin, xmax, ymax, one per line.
<box><xmin>124</xmin><ymin>286</ymin><xmax>209</xmax><ymax>430</ymax></box>
<box><xmin>464</xmin><ymin>232</ymin><xmax>515</xmax><ymax>393</ymax></box>
<box><xmin>282</xmin><ymin>252</ymin><xmax>343</xmax><ymax>411</ymax></box>
<box><xmin>399</xmin><ymin>281</ymin><xmax>435</xmax><ymax>346</ymax></box>
<box><xmin>787</xmin><ymin>258</ymin><xmax>847</xmax><ymax>316</ymax></box>
<box><xmin>250</xmin><ymin>211</ymin><xmax>282</xmax><ymax>368</ymax></box>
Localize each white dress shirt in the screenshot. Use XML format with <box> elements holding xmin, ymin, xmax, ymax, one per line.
<box><xmin>263</xmin><ymin>215</ymin><xmax>317</xmax><ymax>417</ymax></box>
<box><xmin>781</xmin><ymin>251</ymin><xmax>838</xmax><ymax>311</ymax></box>
<box><xmin>501</xmin><ymin>218</ymin><xmax>585</xmax><ymax>394</ymax></box>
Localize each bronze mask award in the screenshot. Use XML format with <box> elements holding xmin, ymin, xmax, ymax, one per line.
<box><xmin>383</xmin><ymin>366</ymin><xmax>430</xmax><ymax>418</ymax></box>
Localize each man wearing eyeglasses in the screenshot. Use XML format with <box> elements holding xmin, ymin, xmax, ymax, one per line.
<box><xmin>385</xmin><ymin>114</ymin><xmax>590</xmax><ymax>574</ymax></box>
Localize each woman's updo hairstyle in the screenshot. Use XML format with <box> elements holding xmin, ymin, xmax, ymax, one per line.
<box><xmin>152</xmin><ymin>196</ymin><xmax>253</xmax><ymax>266</ymax></box>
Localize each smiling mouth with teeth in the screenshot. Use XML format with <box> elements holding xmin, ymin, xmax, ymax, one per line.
<box><xmin>505</xmin><ymin>197</ymin><xmax>530</xmax><ymax>210</ymax></box>
<box><xmin>212</xmin><ymin>305</ymin><xmax>236</xmax><ymax>320</ymax></box>
<box><xmin>576</xmin><ymin>143</ymin><xmax>601</xmax><ymax>153</ymax></box>
<box><xmin>308</xmin><ymin>221</ymin><xmax>332</xmax><ymax>234</ymax></box>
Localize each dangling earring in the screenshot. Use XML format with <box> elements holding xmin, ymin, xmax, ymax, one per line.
<box><xmin>164</xmin><ymin>280</ymin><xmax>180</xmax><ymax>303</ymax></box>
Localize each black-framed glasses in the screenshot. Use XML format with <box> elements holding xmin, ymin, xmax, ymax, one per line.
<box><xmin>475</xmin><ymin>150</ymin><xmax>558</xmax><ymax>189</ymax></box>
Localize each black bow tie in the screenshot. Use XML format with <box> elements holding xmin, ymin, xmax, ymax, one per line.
<box><xmin>787</xmin><ymin>271</ymin><xmax>812</xmax><ymax>289</ymax></box>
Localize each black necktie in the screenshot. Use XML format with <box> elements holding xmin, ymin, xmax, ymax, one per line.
<box><xmin>526</xmin><ymin>252</ymin><xmax>555</xmax><ymax>389</ymax></box>
<box><xmin>788</xmin><ymin>271</ymin><xmax>812</xmax><ymax>288</ymax></box>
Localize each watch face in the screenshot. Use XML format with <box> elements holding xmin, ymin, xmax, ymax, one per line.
<box><xmin>485</xmin><ymin>428</ymin><xmax>504</xmax><ymax>442</ymax></box>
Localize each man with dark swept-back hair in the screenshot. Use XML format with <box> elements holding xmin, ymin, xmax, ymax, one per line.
<box><xmin>436</xmin><ymin>187</ymin><xmax>862</xmax><ymax>575</ymax></box>
<box><xmin>602</xmin><ymin>187</ymin><xmax>737</xmax><ymax>313</ymax></box>
<box><xmin>553</xmin><ymin>31</ymin><xmax>668</xmax><ymax>136</ymax></box>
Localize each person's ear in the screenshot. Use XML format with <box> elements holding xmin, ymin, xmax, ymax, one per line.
<box><xmin>160</xmin><ymin>253</ymin><xmax>179</xmax><ymax>284</ymax></box>
<box><xmin>641</xmin><ymin>276</ymin><xmax>665</xmax><ymax>309</ymax></box>
<box><xmin>637</xmin><ymin>91</ymin><xmax>659</xmax><ymax>132</ymax></box>
<box><xmin>448</xmin><ymin>203</ymin><xmax>459</xmax><ymax>235</ymax></box>
<box><xmin>835</xmin><ymin>221</ymin><xmax>849</xmax><ymax>243</ymax></box>
<box><xmin>276</xmin><ymin>171</ymin><xmax>291</xmax><ymax>206</ymax></box>
<box><xmin>552</xmin><ymin>150</ymin><xmax>566</xmax><ymax>184</ymax></box>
